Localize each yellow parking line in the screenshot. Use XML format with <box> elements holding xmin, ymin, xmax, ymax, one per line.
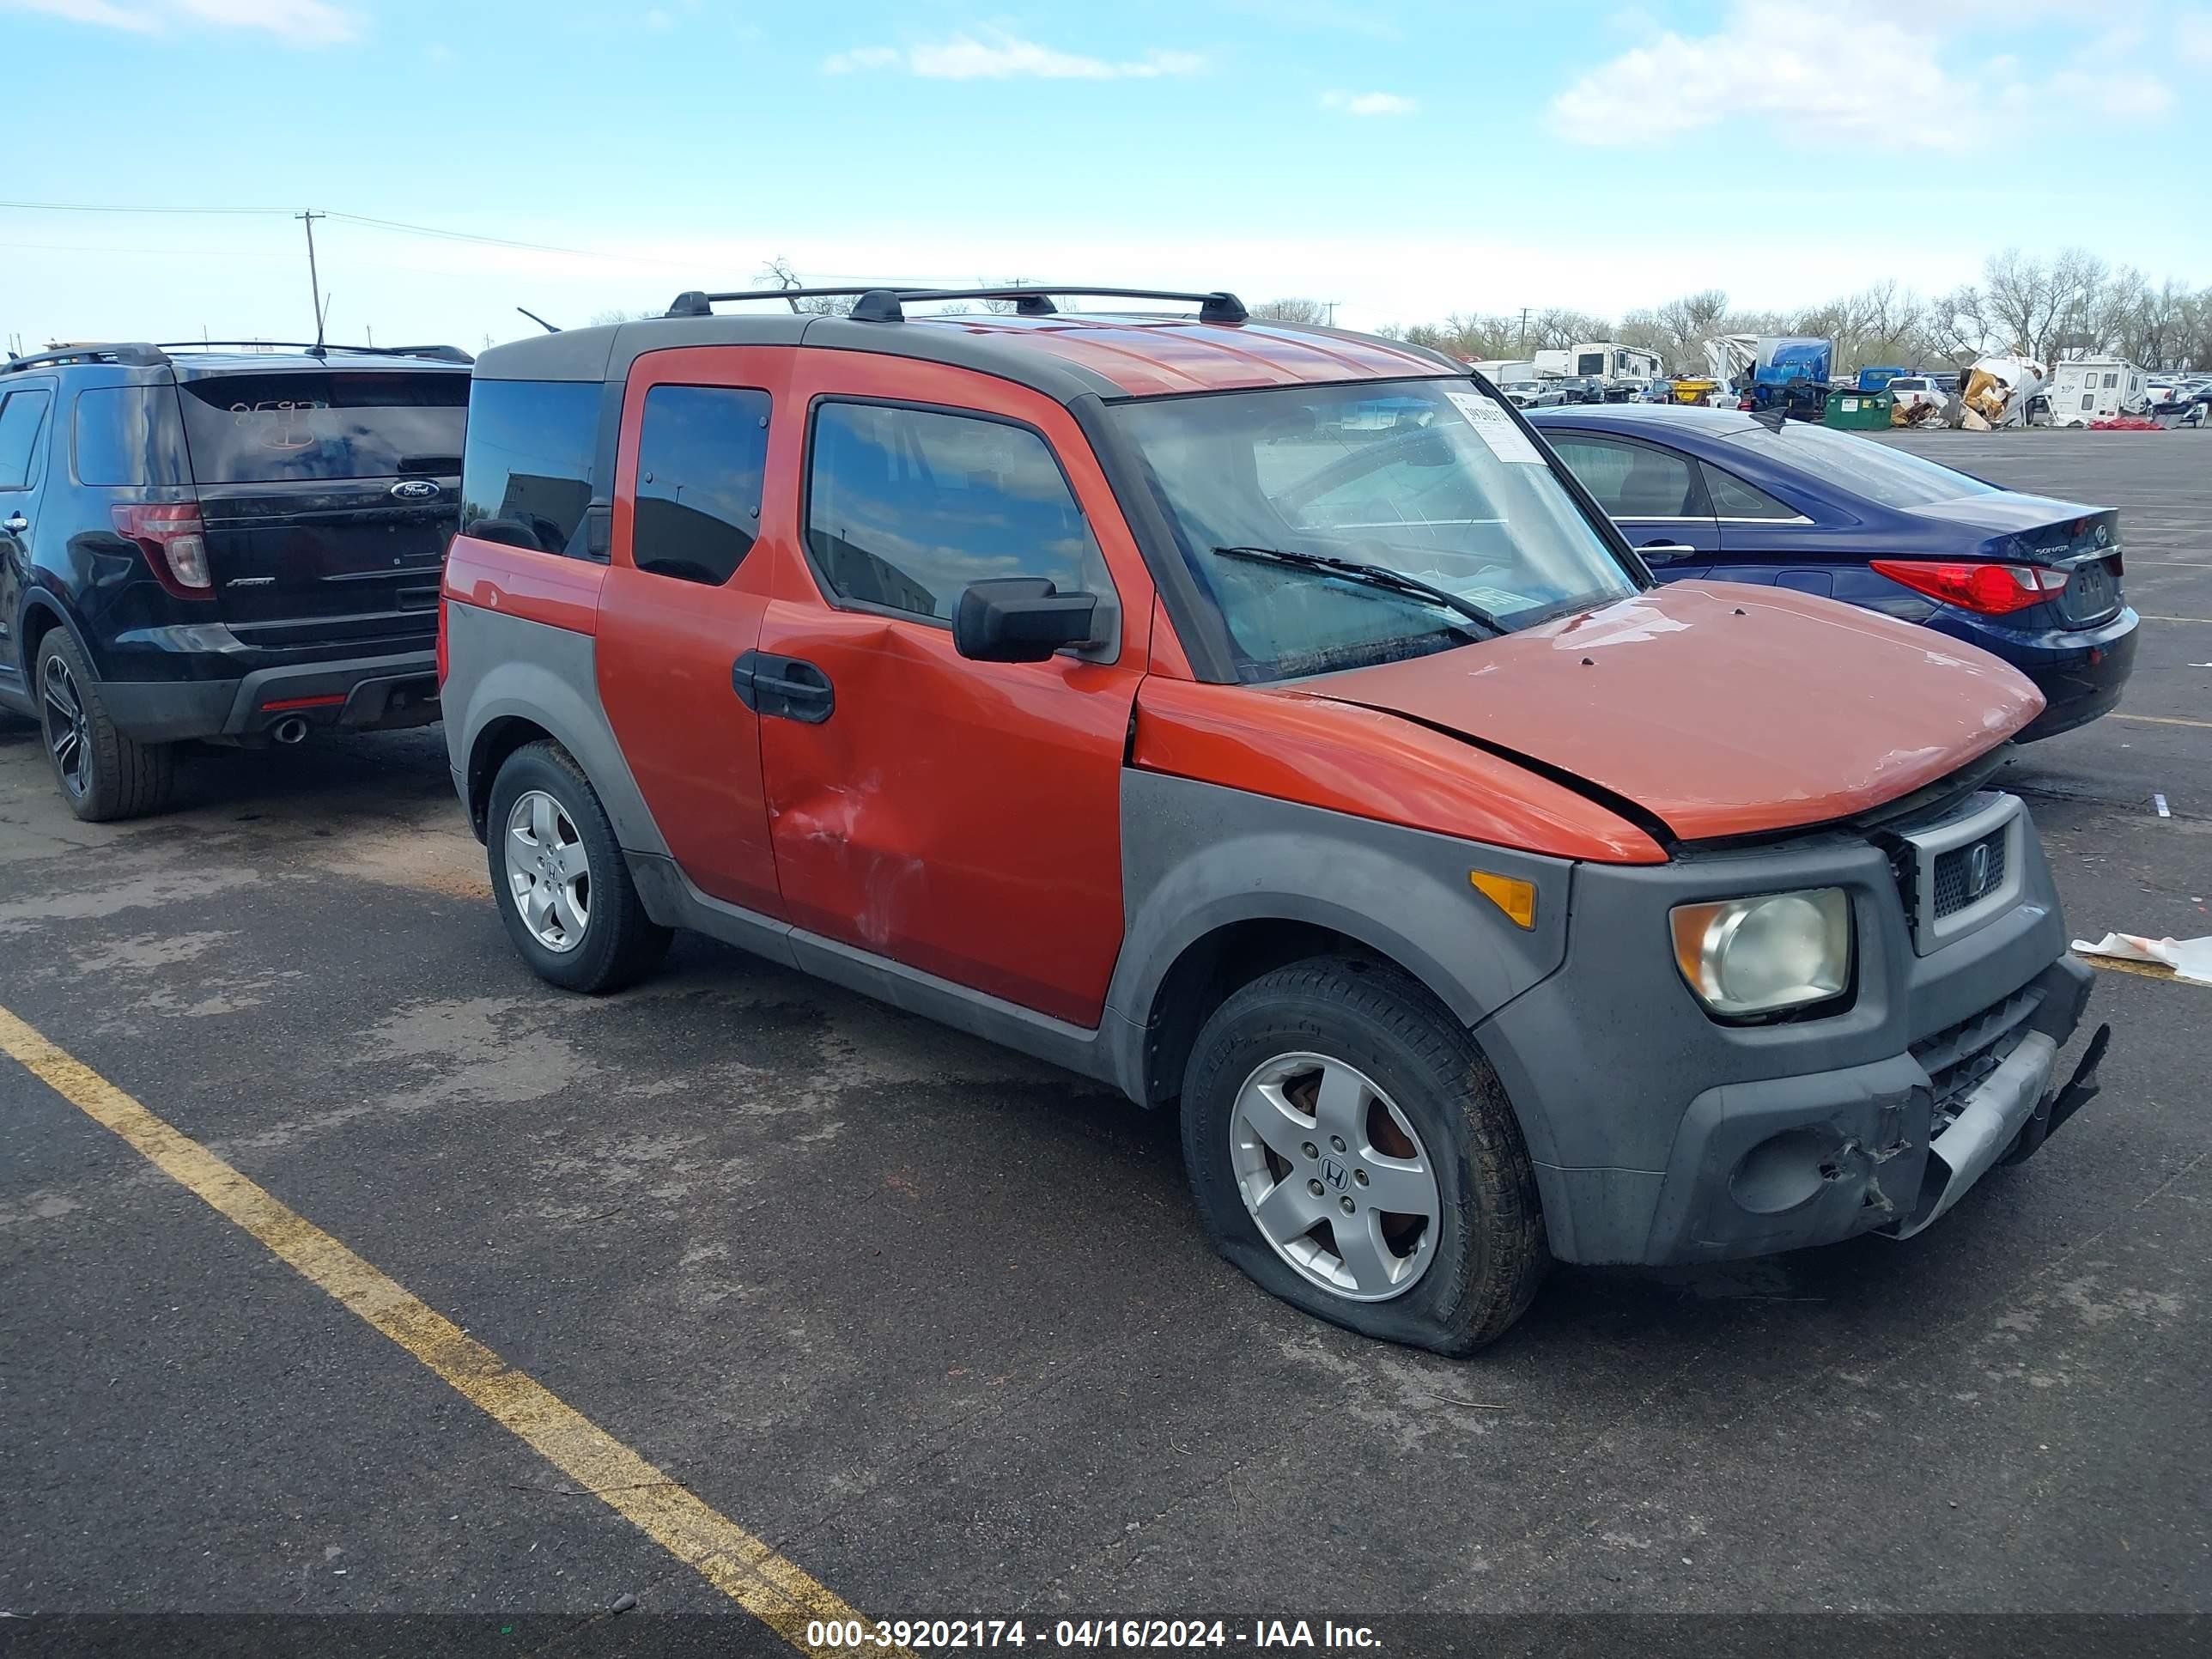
<box><xmin>0</xmin><ymin>1004</ymin><xmax>900</xmax><ymax>1658</ymax></box>
<box><xmin>2110</xmin><ymin>713</ymin><xmax>2212</xmax><ymax>730</ymax></box>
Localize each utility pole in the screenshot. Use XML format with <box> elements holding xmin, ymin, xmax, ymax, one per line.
<box><xmin>297</xmin><ymin>210</ymin><xmax>326</xmax><ymax>349</ymax></box>
<box><xmin>1517</xmin><ymin>307</ymin><xmax>1530</xmax><ymax>353</ymax></box>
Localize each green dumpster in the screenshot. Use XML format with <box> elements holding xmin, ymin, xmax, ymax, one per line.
<box><xmin>1825</xmin><ymin>388</ymin><xmax>1894</xmax><ymax>430</ymax></box>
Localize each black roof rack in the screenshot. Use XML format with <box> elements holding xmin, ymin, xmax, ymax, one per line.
<box><xmin>4</xmin><ymin>343</ymin><xmax>167</xmax><ymax>373</ymax></box>
<box><xmin>662</xmin><ymin>285</ymin><xmax>1249</xmax><ymax>326</ymax></box>
<box><xmin>5</xmin><ymin>340</ymin><xmax>474</xmax><ymax>374</ymax></box>
<box><xmin>155</xmin><ymin>341</ymin><xmax>476</xmax><ymax>365</ymax></box>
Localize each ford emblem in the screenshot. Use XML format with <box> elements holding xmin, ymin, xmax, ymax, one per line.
<box><xmin>390</xmin><ymin>479</ymin><xmax>441</xmax><ymax>501</ymax></box>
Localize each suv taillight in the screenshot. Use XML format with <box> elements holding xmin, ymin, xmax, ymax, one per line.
<box><xmin>1870</xmin><ymin>558</ymin><xmax>2068</xmax><ymax>617</ymax></box>
<box><xmin>112</xmin><ymin>504</ymin><xmax>212</xmax><ymax>598</ymax></box>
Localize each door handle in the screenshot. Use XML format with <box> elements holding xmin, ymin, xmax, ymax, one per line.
<box><xmin>732</xmin><ymin>650</ymin><xmax>835</xmax><ymax>724</ymax></box>
<box><xmin>2</xmin><ymin>515</ymin><xmax>27</xmax><ymax>535</ymax></box>
<box><xmin>1637</xmin><ymin>541</ymin><xmax>1698</xmax><ymax>562</ymax></box>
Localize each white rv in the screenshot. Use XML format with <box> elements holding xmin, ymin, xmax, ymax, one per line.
<box><xmin>1472</xmin><ymin>358</ymin><xmax>1537</xmax><ymax>383</ymax></box>
<box><xmin>1565</xmin><ymin>341</ymin><xmax>1662</xmax><ymax>389</ymax></box>
<box><xmin>2048</xmin><ymin>356</ymin><xmax>2149</xmax><ymax>426</ymax></box>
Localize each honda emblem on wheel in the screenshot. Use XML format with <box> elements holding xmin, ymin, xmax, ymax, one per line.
<box><xmin>1321</xmin><ymin>1156</ymin><xmax>1349</xmax><ymax>1192</ymax></box>
<box><xmin>389</xmin><ymin>479</ymin><xmax>441</xmax><ymax>501</ymax></box>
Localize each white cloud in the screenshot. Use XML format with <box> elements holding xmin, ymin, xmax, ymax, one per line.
<box><xmin>2179</xmin><ymin>9</ymin><xmax>2212</xmax><ymax>64</ymax></box>
<box><xmin>2</xmin><ymin>0</ymin><xmax>356</xmax><ymax>43</ymax></box>
<box><xmin>1547</xmin><ymin>0</ymin><xmax>2175</xmax><ymax>153</ymax></box>
<box><xmin>1551</xmin><ymin>2</ymin><xmax>1976</xmax><ymax>150</ymax></box>
<box><xmin>1320</xmin><ymin>89</ymin><xmax>1419</xmax><ymax>117</ymax></box>
<box><xmin>824</xmin><ymin>29</ymin><xmax>1203</xmax><ymax>81</ymax></box>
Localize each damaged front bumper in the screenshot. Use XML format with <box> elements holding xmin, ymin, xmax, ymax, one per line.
<box><xmin>1636</xmin><ymin>955</ymin><xmax>2105</xmax><ymax>1263</ymax></box>
<box><xmin>1475</xmin><ymin>796</ymin><xmax>2108</xmax><ymax>1268</ymax></box>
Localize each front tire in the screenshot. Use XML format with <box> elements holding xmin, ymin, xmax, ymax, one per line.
<box><xmin>1180</xmin><ymin>956</ymin><xmax>1549</xmax><ymax>1355</ymax></box>
<box><xmin>36</xmin><ymin>630</ymin><xmax>177</xmax><ymax>823</ymax></box>
<box><xmin>486</xmin><ymin>739</ymin><xmax>671</xmax><ymax>994</ymax></box>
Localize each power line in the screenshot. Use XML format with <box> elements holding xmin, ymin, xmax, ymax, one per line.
<box><xmin>0</xmin><ymin>198</ymin><xmax>684</xmax><ymax>268</ymax></box>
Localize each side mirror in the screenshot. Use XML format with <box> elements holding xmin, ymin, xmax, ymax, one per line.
<box><xmin>953</xmin><ymin>578</ymin><xmax>1099</xmax><ymax>664</ymax></box>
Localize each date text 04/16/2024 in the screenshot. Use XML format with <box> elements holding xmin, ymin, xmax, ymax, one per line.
<box><xmin>805</xmin><ymin>1619</ymin><xmax>1384</xmax><ymax>1650</ymax></box>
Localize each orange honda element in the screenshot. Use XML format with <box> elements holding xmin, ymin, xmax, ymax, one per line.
<box><xmin>442</xmin><ymin>285</ymin><xmax>2109</xmax><ymax>1352</ymax></box>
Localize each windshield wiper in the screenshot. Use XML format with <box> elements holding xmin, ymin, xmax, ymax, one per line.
<box><xmin>1211</xmin><ymin>545</ymin><xmax>1505</xmax><ymax>637</ymax></box>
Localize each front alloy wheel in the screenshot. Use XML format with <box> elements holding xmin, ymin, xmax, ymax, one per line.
<box><xmin>1231</xmin><ymin>1052</ymin><xmax>1441</xmax><ymax>1301</ymax></box>
<box><xmin>505</xmin><ymin>788</ymin><xmax>592</xmax><ymax>952</ymax></box>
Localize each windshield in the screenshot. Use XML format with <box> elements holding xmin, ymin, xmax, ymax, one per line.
<box><xmin>177</xmin><ymin>371</ymin><xmax>469</xmax><ymax>484</ymax></box>
<box><xmin>1113</xmin><ymin>378</ymin><xmax>1641</xmax><ymax>681</ymax></box>
<box><xmin>1717</xmin><ymin>420</ymin><xmax>2000</xmax><ymax>509</ymax></box>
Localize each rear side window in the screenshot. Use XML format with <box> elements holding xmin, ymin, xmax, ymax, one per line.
<box><xmin>1702</xmin><ymin>465</ymin><xmax>1798</xmax><ymax>520</ymax></box>
<box><xmin>178</xmin><ymin>370</ymin><xmax>468</xmax><ymax>484</ymax></box>
<box><xmin>73</xmin><ymin>386</ymin><xmax>191</xmax><ymax>487</ymax></box>
<box><xmin>805</xmin><ymin>402</ymin><xmax>1106</xmax><ymax>623</ymax></box>
<box><xmin>0</xmin><ymin>388</ymin><xmax>52</xmax><ymax>490</ymax></box>
<box><xmin>462</xmin><ymin>379</ymin><xmax>600</xmax><ymax>558</ymax></box>
<box><xmin>633</xmin><ymin>385</ymin><xmax>769</xmax><ymax>586</ymax></box>
<box><xmin>1547</xmin><ymin>434</ymin><xmax>1707</xmax><ymax>518</ymax></box>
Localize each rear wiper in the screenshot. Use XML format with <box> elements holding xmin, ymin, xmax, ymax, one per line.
<box><xmin>1211</xmin><ymin>545</ymin><xmax>1504</xmax><ymax>636</ymax></box>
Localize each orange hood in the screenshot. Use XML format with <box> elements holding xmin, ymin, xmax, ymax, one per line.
<box><xmin>1281</xmin><ymin>583</ymin><xmax>2044</xmax><ymax>842</ymax></box>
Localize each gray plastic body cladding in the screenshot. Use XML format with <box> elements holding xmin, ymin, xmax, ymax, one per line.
<box><xmin>440</xmin><ymin>602</ymin><xmax>667</xmax><ymax>858</ymax></box>
<box><xmin>1107</xmin><ymin>770</ymin><xmax>1574</xmax><ymax>1105</ymax></box>
<box><xmin>1477</xmin><ymin>821</ymin><xmax>2075</xmax><ymax>1265</ymax></box>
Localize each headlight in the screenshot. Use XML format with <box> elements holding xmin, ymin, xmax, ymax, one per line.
<box><xmin>1669</xmin><ymin>889</ymin><xmax>1851</xmax><ymax>1017</ymax></box>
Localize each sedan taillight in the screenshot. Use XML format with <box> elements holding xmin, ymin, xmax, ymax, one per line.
<box><xmin>1870</xmin><ymin>558</ymin><xmax>2068</xmax><ymax>617</ymax></box>
<box><xmin>112</xmin><ymin>503</ymin><xmax>212</xmax><ymax>598</ymax></box>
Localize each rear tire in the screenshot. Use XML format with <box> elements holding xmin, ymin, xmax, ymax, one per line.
<box><xmin>35</xmin><ymin>630</ymin><xmax>178</xmax><ymax>823</ymax></box>
<box><xmin>487</xmin><ymin>738</ymin><xmax>671</xmax><ymax>994</ymax></box>
<box><xmin>1180</xmin><ymin>955</ymin><xmax>1549</xmax><ymax>1355</ymax></box>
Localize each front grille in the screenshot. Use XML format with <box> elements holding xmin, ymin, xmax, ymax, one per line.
<box><xmin>1931</xmin><ymin>829</ymin><xmax>2009</xmax><ymax>919</ymax></box>
<box><xmin>1883</xmin><ymin>790</ymin><xmax>2024</xmax><ymax>954</ymax></box>
<box><xmin>1911</xmin><ymin>986</ymin><xmax>2041</xmax><ymax>1129</ymax></box>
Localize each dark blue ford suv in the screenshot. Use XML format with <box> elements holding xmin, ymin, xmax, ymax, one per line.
<box><xmin>0</xmin><ymin>342</ymin><xmax>468</xmax><ymax>818</ymax></box>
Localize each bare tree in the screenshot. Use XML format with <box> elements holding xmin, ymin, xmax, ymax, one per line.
<box><xmin>1253</xmin><ymin>298</ymin><xmax>1331</xmax><ymax>325</ymax></box>
<box><xmin>758</xmin><ymin>256</ymin><xmax>857</xmax><ymax>317</ymax></box>
<box><xmin>587</xmin><ymin>307</ymin><xmax>658</xmax><ymax>326</ymax></box>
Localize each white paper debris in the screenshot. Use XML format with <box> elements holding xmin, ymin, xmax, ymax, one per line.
<box><xmin>2154</xmin><ymin>793</ymin><xmax>2171</xmax><ymax>817</ymax></box>
<box><xmin>2072</xmin><ymin>932</ymin><xmax>2212</xmax><ymax>984</ymax></box>
<box><xmin>1444</xmin><ymin>390</ymin><xmax>1547</xmax><ymax>465</ymax></box>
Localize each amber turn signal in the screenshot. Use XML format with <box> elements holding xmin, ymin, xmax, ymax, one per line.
<box><xmin>1468</xmin><ymin>871</ymin><xmax>1536</xmax><ymax>929</ymax></box>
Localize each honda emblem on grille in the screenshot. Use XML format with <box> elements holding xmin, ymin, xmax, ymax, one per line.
<box><xmin>389</xmin><ymin>479</ymin><xmax>440</xmax><ymax>501</ymax></box>
<box><xmin>1965</xmin><ymin>842</ymin><xmax>1993</xmax><ymax>901</ymax></box>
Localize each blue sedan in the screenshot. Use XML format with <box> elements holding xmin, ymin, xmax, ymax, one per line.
<box><xmin>1528</xmin><ymin>404</ymin><xmax>2138</xmax><ymax>739</ymax></box>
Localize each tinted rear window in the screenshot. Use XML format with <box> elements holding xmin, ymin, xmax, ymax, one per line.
<box><xmin>1718</xmin><ymin>422</ymin><xmax>1999</xmax><ymax>509</ymax></box>
<box><xmin>178</xmin><ymin>370</ymin><xmax>468</xmax><ymax>484</ymax></box>
<box><xmin>0</xmin><ymin>389</ymin><xmax>51</xmax><ymax>490</ymax></box>
<box><xmin>461</xmin><ymin>379</ymin><xmax>601</xmax><ymax>558</ymax></box>
<box><xmin>73</xmin><ymin>385</ymin><xmax>191</xmax><ymax>487</ymax></box>
<box><xmin>634</xmin><ymin>385</ymin><xmax>769</xmax><ymax>586</ymax></box>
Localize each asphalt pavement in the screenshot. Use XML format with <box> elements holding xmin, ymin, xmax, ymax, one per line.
<box><xmin>2</xmin><ymin>428</ymin><xmax>2207</xmax><ymax>1650</ymax></box>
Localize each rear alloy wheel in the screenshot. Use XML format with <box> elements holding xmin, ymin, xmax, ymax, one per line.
<box><xmin>1182</xmin><ymin>956</ymin><xmax>1549</xmax><ymax>1354</ymax></box>
<box><xmin>486</xmin><ymin>739</ymin><xmax>671</xmax><ymax>994</ymax></box>
<box><xmin>505</xmin><ymin>789</ymin><xmax>592</xmax><ymax>953</ymax></box>
<box><xmin>35</xmin><ymin>629</ymin><xmax>178</xmax><ymax>823</ymax></box>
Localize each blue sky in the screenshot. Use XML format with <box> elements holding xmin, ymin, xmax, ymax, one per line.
<box><xmin>5</xmin><ymin>0</ymin><xmax>2208</xmax><ymax>353</ymax></box>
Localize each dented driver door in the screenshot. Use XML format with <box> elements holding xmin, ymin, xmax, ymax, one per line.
<box><xmin>751</xmin><ymin>349</ymin><xmax>1156</xmax><ymax>1028</ymax></box>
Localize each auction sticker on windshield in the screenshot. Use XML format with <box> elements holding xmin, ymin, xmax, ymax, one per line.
<box><xmin>1443</xmin><ymin>389</ymin><xmax>1546</xmax><ymax>465</ymax></box>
